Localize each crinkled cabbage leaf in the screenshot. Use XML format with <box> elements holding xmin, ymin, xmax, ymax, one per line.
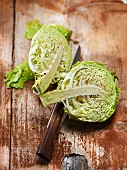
<box><xmin>24</xmin><ymin>20</ymin><xmax>72</xmax><ymax>40</ymax></box>
<box><xmin>24</xmin><ymin>20</ymin><xmax>42</xmax><ymax>40</ymax></box>
<box><xmin>5</xmin><ymin>61</ymin><xmax>34</xmax><ymax>89</ymax></box>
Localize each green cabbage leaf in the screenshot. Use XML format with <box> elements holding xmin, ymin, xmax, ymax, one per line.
<box><xmin>24</xmin><ymin>20</ymin><xmax>42</xmax><ymax>40</ymax></box>
<box><xmin>24</xmin><ymin>20</ymin><xmax>72</xmax><ymax>40</ymax></box>
<box><xmin>5</xmin><ymin>61</ymin><xmax>34</xmax><ymax>89</ymax></box>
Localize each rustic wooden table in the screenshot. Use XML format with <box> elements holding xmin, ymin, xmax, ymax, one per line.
<box><xmin>0</xmin><ymin>0</ymin><xmax>127</xmax><ymax>169</ymax></box>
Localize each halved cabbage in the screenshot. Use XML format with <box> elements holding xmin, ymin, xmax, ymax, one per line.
<box><xmin>57</xmin><ymin>61</ymin><xmax>119</xmax><ymax>122</ymax></box>
<box><xmin>29</xmin><ymin>25</ymin><xmax>73</xmax><ymax>94</ymax></box>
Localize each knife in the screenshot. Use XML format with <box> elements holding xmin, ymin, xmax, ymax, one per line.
<box><xmin>36</xmin><ymin>46</ymin><xmax>81</xmax><ymax>162</ymax></box>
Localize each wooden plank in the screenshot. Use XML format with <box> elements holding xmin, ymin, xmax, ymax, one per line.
<box><xmin>0</xmin><ymin>0</ymin><xmax>14</xmax><ymax>169</ymax></box>
<box><xmin>68</xmin><ymin>1</ymin><xmax>127</xmax><ymax>170</ymax></box>
<box><xmin>10</xmin><ymin>0</ymin><xmax>70</xmax><ymax>170</ymax></box>
<box><xmin>10</xmin><ymin>0</ymin><xmax>127</xmax><ymax>169</ymax></box>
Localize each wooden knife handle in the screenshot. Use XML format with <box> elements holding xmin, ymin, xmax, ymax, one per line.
<box><xmin>36</xmin><ymin>103</ymin><xmax>64</xmax><ymax>162</ymax></box>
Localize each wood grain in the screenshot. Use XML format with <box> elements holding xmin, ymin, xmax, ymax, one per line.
<box><xmin>67</xmin><ymin>1</ymin><xmax>127</xmax><ymax>169</ymax></box>
<box><xmin>0</xmin><ymin>0</ymin><xmax>13</xmax><ymax>169</ymax></box>
<box><xmin>0</xmin><ymin>0</ymin><xmax>125</xmax><ymax>169</ymax></box>
<box><xmin>10</xmin><ymin>0</ymin><xmax>69</xmax><ymax>169</ymax></box>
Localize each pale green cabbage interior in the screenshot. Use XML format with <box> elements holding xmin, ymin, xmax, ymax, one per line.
<box><xmin>58</xmin><ymin>61</ymin><xmax>119</xmax><ymax>122</ymax></box>
<box><xmin>29</xmin><ymin>25</ymin><xmax>73</xmax><ymax>85</ymax></box>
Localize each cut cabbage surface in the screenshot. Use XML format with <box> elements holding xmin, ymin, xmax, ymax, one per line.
<box><xmin>29</xmin><ymin>25</ymin><xmax>73</xmax><ymax>93</ymax></box>
<box><xmin>58</xmin><ymin>61</ymin><xmax>119</xmax><ymax>122</ymax></box>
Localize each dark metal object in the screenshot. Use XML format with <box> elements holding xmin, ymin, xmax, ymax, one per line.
<box><xmin>36</xmin><ymin>103</ymin><xmax>64</xmax><ymax>162</ymax></box>
<box><xmin>36</xmin><ymin>46</ymin><xmax>81</xmax><ymax>162</ymax></box>
<box><xmin>61</xmin><ymin>153</ymin><xmax>89</xmax><ymax>170</ymax></box>
<box><xmin>71</xmin><ymin>46</ymin><xmax>81</xmax><ymax>65</ymax></box>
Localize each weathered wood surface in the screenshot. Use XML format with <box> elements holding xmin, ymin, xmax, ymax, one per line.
<box><xmin>0</xmin><ymin>0</ymin><xmax>127</xmax><ymax>169</ymax></box>
<box><xmin>0</xmin><ymin>0</ymin><xmax>13</xmax><ymax>169</ymax></box>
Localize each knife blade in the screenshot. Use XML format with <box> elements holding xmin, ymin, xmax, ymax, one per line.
<box><xmin>36</xmin><ymin>46</ymin><xmax>81</xmax><ymax>162</ymax></box>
